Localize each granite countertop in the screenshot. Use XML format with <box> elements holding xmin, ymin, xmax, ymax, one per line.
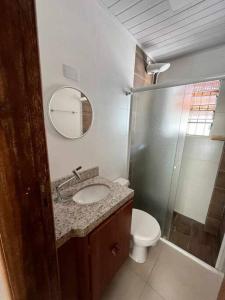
<box><xmin>52</xmin><ymin>173</ymin><xmax>134</xmax><ymax>248</ymax></box>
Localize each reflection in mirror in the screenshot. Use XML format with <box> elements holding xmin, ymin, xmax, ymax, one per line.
<box><xmin>49</xmin><ymin>87</ymin><xmax>93</xmax><ymax>139</ymax></box>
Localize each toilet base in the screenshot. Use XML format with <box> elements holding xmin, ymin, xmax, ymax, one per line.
<box><xmin>129</xmin><ymin>245</ymin><xmax>148</xmax><ymax>263</ymax></box>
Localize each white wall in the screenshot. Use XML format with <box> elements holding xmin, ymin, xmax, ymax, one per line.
<box><xmin>159</xmin><ymin>44</ymin><xmax>225</xmax><ymax>83</ymax></box>
<box><xmin>175</xmin><ymin>136</ymin><xmax>223</xmax><ymax>224</ymax></box>
<box><xmin>35</xmin><ymin>0</ymin><xmax>136</xmax><ymax>180</ymax></box>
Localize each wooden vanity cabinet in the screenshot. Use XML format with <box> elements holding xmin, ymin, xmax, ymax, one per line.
<box><xmin>58</xmin><ymin>199</ymin><xmax>133</xmax><ymax>300</ymax></box>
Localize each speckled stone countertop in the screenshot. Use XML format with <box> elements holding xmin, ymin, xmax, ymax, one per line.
<box><xmin>52</xmin><ymin>169</ymin><xmax>134</xmax><ymax>248</ymax></box>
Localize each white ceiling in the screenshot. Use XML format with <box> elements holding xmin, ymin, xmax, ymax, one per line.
<box><xmin>100</xmin><ymin>0</ymin><xmax>225</xmax><ymax>61</ymax></box>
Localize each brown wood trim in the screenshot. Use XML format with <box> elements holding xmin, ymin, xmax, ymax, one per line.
<box><xmin>0</xmin><ymin>1</ymin><xmax>60</xmax><ymax>299</ymax></box>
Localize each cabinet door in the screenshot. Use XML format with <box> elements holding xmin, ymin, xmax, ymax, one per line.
<box><xmin>58</xmin><ymin>237</ymin><xmax>90</xmax><ymax>300</ymax></box>
<box><xmin>89</xmin><ymin>200</ymin><xmax>133</xmax><ymax>300</ymax></box>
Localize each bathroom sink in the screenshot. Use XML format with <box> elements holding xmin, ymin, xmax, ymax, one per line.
<box><xmin>72</xmin><ymin>184</ymin><xmax>110</xmax><ymax>204</ymax></box>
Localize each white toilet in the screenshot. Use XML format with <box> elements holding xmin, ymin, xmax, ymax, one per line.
<box><xmin>130</xmin><ymin>208</ymin><xmax>161</xmax><ymax>263</ymax></box>
<box><xmin>114</xmin><ymin>178</ymin><xmax>161</xmax><ymax>264</ymax></box>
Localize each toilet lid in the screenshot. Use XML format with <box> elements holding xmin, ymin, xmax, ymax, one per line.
<box><xmin>131</xmin><ymin>209</ymin><xmax>161</xmax><ymax>242</ymax></box>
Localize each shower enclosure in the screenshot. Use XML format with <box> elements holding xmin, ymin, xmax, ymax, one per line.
<box><xmin>129</xmin><ymin>79</ymin><xmax>224</xmax><ymax>240</ymax></box>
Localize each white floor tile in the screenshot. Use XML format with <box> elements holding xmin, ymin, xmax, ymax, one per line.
<box><xmin>148</xmin><ymin>241</ymin><xmax>223</xmax><ymax>300</ymax></box>
<box><xmin>139</xmin><ymin>284</ymin><xmax>165</xmax><ymax>300</ymax></box>
<box><xmin>125</xmin><ymin>241</ymin><xmax>163</xmax><ymax>282</ymax></box>
<box><xmin>101</xmin><ymin>262</ymin><xmax>145</xmax><ymax>300</ymax></box>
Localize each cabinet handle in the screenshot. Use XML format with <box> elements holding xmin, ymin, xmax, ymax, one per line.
<box><xmin>111</xmin><ymin>243</ymin><xmax>120</xmax><ymax>256</ymax></box>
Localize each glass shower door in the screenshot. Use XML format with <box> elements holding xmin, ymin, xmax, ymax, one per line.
<box><xmin>129</xmin><ymin>85</ymin><xmax>191</xmax><ymax>235</ymax></box>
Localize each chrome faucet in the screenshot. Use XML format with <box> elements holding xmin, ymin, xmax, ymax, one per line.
<box><xmin>56</xmin><ymin>166</ymin><xmax>82</xmax><ymax>201</ymax></box>
<box><xmin>72</xmin><ymin>166</ymin><xmax>82</xmax><ymax>181</ymax></box>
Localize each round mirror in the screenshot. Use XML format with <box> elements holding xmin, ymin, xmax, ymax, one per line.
<box><xmin>49</xmin><ymin>87</ymin><xmax>93</xmax><ymax>139</ymax></box>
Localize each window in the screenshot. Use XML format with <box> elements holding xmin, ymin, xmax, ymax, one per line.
<box><xmin>187</xmin><ymin>81</ymin><xmax>220</xmax><ymax>136</ymax></box>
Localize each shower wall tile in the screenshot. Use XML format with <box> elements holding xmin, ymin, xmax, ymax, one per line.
<box><xmin>133</xmin><ymin>46</ymin><xmax>152</xmax><ymax>88</ymax></box>
<box><xmin>219</xmin><ymin>150</ymin><xmax>225</xmax><ymax>170</ymax></box>
<box><xmin>207</xmin><ymin>188</ymin><xmax>225</xmax><ymax>220</ymax></box>
<box><xmin>220</xmin><ymin>213</ymin><xmax>225</xmax><ymax>242</ymax></box>
<box><xmin>134</xmin><ymin>50</ymin><xmax>146</xmax><ymax>79</ymax></box>
<box><xmin>215</xmin><ymin>171</ymin><xmax>225</xmax><ymax>188</ymax></box>
<box><xmin>183</xmin><ymin>136</ymin><xmax>223</xmax><ymax>163</ymax></box>
<box><xmin>175</xmin><ymin>135</ymin><xmax>223</xmax><ymax>224</ymax></box>
<box><xmin>133</xmin><ymin>75</ymin><xmax>145</xmax><ymax>88</ymax></box>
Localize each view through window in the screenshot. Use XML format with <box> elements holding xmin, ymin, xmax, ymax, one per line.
<box><xmin>187</xmin><ymin>81</ymin><xmax>220</xmax><ymax>136</ymax></box>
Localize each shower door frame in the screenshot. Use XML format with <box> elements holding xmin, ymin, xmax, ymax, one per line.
<box><xmin>127</xmin><ymin>77</ymin><xmax>225</xmax><ymax>270</ymax></box>
<box><xmin>126</xmin><ymin>74</ymin><xmax>225</xmax><ymax>95</ymax></box>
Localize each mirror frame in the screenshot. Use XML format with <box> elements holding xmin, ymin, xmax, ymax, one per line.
<box><xmin>48</xmin><ymin>86</ymin><xmax>93</xmax><ymax>139</ymax></box>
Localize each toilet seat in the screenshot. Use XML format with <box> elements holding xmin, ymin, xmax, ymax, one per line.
<box><xmin>131</xmin><ymin>209</ymin><xmax>161</xmax><ymax>247</ymax></box>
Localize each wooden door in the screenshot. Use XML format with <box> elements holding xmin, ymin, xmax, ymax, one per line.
<box><xmin>89</xmin><ymin>200</ymin><xmax>133</xmax><ymax>300</ymax></box>
<box><xmin>0</xmin><ymin>1</ymin><xmax>60</xmax><ymax>299</ymax></box>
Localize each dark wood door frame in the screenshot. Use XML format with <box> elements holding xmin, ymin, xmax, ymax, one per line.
<box><xmin>0</xmin><ymin>1</ymin><xmax>60</xmax><ymax>299</ymax></box>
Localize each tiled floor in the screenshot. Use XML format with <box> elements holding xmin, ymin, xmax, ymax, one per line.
<box><xmin>169</xmin><ymin>212</ymin><xmax>221</xmax><ymax>266</ymax></box>
<box><xmin>101</xmin><ymin>239</ymin><xmax>223</xmax><ymax>300</ymax></box>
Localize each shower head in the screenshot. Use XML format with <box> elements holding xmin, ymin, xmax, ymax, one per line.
<box><xmin>146</xmin><ymin>62</ymin><xmax>171</xmax><ymax>74</ymax></box>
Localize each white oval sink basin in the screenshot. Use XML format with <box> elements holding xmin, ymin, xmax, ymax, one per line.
<box><xmin>73</xmin><ymin>184</ymin><xmax>110</xmax><ymax>204</ymax></box>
